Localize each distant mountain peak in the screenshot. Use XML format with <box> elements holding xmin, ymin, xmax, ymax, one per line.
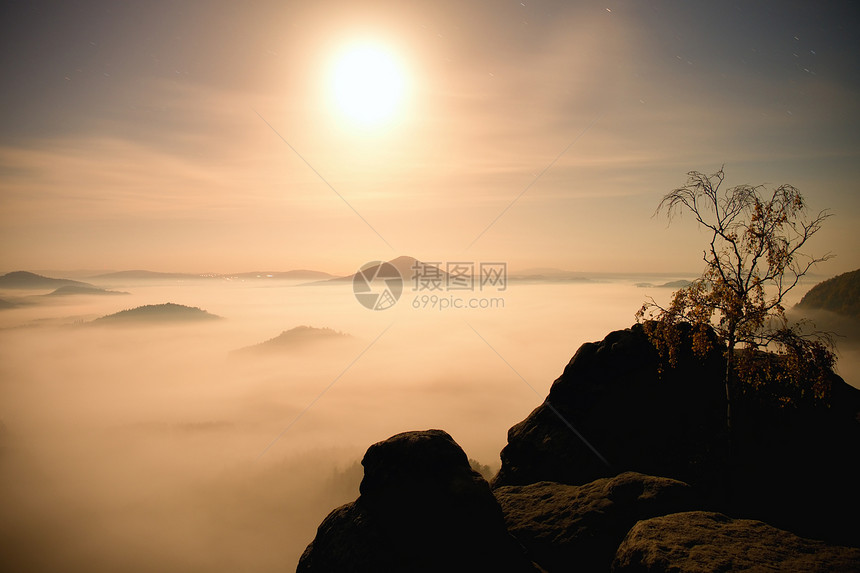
<box><xmin>46</xmin><ymin>285</ymin><xmax>129</xmax><ymax>296</ymax></box>
<box><xmin>92</xmin><ymin>270</ymin><xmax>203</xmax><ymax>280</ymax></box>
<box><xmin>235</xmin><ymin>325</ymin><xmax>353</xmax><ymax>354</ymax></box>
<box><xmin>0</xmin><ymin>271</ymin><xmax>95</xmax><ymax>290</ymax></box>
<box><xmin>387</xmin><ymin>255</ymin><xmax>421</xmax><ymax>265</ymax></box>
<box><xmin>312</xmin><ymin>256</ymin><xmax>449</xmax><ymax>286</ymax></box>
<box><xmin>93</xmin><ymin>303</ymin><xmax>221</xmax><ymax>324</ymax></box>
<box><xmin>796</xmin><ymin>269</ymin><xmax>860</xmax><ymax>319</ymax></box>
<box><xmin>4</xmin><ymin>271</ymin><xmax>41</xmax><ymax>279</ymax></box>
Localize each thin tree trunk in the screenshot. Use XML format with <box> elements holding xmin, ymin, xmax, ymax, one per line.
<box><xmin>724</xmin><ymin>334</ymin><xmax>735</xmax><ymax>511</ymax></box>
<box><xmin>724</xmin><ymin>339</ymin><xmax>733</xmax><ymax>433</ymax></box>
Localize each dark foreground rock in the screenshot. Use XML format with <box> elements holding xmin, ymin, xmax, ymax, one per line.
<box><xmin>495</xmin><ymin>472</ymin><xmax>700</xmax><ymax>572</ymax></box>
<box><xmin>612</xmin><ymin>511</ymin><xmax>860</xmax><ymax>572</ymax></box>
<box><xmin>492</xmin><ymin>323</ymin><xmax>727</xmax><ymax>490</ymax></box>
<box><xmin>492</xmin><ymin>323</ymin><xmax>860</xmax><ymax>546</ymax></box>
<box><xmin>297</xmin><ymin>429</ymin><xmax>540</xmax><ymax>573</ymax></box>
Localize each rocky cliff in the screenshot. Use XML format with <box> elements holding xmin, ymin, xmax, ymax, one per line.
<box><xmin>493</xmin><ymin>323</ymin><xmax>860</xmax><ymax>546</ymax></box>
<box><xmin>298</xmin><ymin>324</ymin><xmax>860</xmax><ymax>571</ymax></box>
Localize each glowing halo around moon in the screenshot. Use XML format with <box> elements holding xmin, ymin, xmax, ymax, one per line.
<box><xmin>328</xmin><ymin>42</ymin><xmax>408</xmax><ymax>129</ymax></box>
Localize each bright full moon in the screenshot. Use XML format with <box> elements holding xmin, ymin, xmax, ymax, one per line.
<box><xmin>329</xmin><ymin>43</ymin><xmax>407</xmax><ymax>128</ymax></box>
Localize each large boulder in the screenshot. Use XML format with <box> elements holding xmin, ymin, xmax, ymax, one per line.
<box><xmin>492</xmin><ymin>323</ymin><xmax>860</xmax><ymax>546</ymax></box>
<box><xmin>495</xmin><ymin>472</ymin><xmax>700</xmax><ymax>572</ymax></box>
<box><xmin>297</xmin><ymin>429</ymin><xmax>541</xmax><ymax>573</ymax></box>
<box><xmin>493</xmin><ymin>323</ymin><xmax>727</xmax><ymax>490</ymax></box>
<box><xmin>612</xmin><ymin>511</ymin><xmax>860</xmax><ymax>572</ymax></box>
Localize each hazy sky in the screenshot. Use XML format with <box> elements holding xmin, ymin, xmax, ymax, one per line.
<box><xmin>1</xmin><ymin>0</ymin><xmax>858</xmax><ymax>275</ymax></box>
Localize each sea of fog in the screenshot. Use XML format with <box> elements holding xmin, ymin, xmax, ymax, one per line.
<box><xmin>0</xmin><ymin>275</ymin><xmax>856</xmax><ymax>571</ymax></box>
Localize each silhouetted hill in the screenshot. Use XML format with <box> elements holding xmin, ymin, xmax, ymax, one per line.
<box><xmin>94</xmin><ymin>269</ymin><xmax>338</xmax><ymax>282</ymax></box>
<box><xmin>0</xmin><ymin>271</ymin><xmax>94</xmax><ymax>290</ymax></box>
<box><xmin>93</xmin><ymin>303</ymin><xmax>221</xmax><ymax>324</ymax></box>
<box><xmin>635</xmin><ymin>279</ymin><xmax>693</xmax><ymax>288</ymax></box>
<box><xmin>32</xmin><ymin>269</ymin><xmax>114</xmax><ymax>279</ymax></box>
<box><xmin>235</xmin><ymin>326</ymin><xmax>352</xmax><ymax>354</ymax></box>
<box><xmin>312</xmin><ymin>256</ymin><xmax>450</xmax><ymax>287</ymax></box>
<box><xmin>226</xmin><ymin>270</ymin><xmax>335</xmax><ymax>280</ymax></box>
<box><xmin>92</xmin><ymin>270</ymin><xmax>204</xmax><ymax>280</ymax></box>
<box><xmin>45</xmin><ymin>286</ymin><xmax>129</xmax><ymax>297</ymax></box>
<box><xmin>513</xmin><ymin>267</ymin><xmax>576</xmax><ymax>277</ymax></box>
<box><xmin>509</xmin><ymin>267</ymin><xmax>592</xmax><ymax>283</ymax></box>
<box><xmin>796</xmin><ymin>269</ymin><xmax>860</xmax><ymax>319</ymax></box>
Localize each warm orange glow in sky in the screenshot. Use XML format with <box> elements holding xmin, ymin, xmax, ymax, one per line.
<box><xmin>0</xmin><ymin>1</ymin><xmax>858</xmax><ymax>275</ymax></box>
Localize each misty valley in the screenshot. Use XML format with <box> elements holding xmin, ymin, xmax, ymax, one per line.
<box><xmin>0</xmin><ymin>268</ymin><xmax>857</xmax><ymax>571</ymax></box>
<box><xmin>0</xmin><ymin>269</ymin><xmax>664</xmax><ymax>570</ymax></box>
